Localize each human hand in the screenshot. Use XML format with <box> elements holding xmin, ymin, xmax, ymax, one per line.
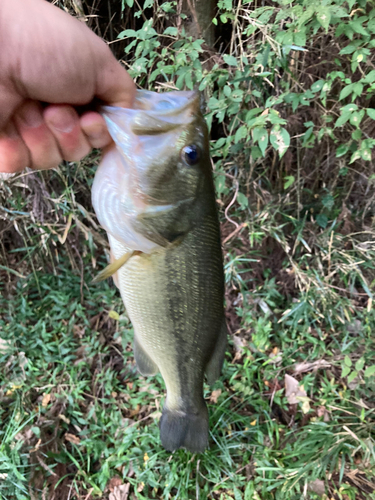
<box><xmin>0</xmin><ymin>0</ymin><xmax>136</xmax><ymax>173</ymax></box>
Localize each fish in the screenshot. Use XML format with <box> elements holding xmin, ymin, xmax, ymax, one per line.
<box><xmin>91</xmin><ymin>90</ymin><xmax>227</xmax><ymax>453</ymax></box>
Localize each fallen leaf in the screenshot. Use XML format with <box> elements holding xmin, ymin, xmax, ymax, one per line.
<box><xmin>301</xmin><ymin>398</ymin><xmax>311</xmax><ymax>414</ymax></box>
<box><xmin>42</xmin><ymin>393</ymin><xmax>51</xmax><ymax>407</ymax></box>
<box><xmin>307</xmin><ymin>479</ymin><xmax>325</xmax><ymax>495</ymax></box>
<box><xmin>269</xmin><ymin>347</ymin><xmax>283</xmax><ymax>364</ymax></box>
<box><xmin>72</xmin><ymin>324</ymin><xmax>85</xmax><ymax>338</ymax></box>
<box><xmin>129</xmin><ymin>404</ymin><xmax>140</xmax><ymax>418</ymax></box>
<box><xmin>65</xmin><ymin>433</ymin><xmax>81</xmax><ymax>445</ymax></box>
<box><xmin>294</xmin><ymin>359</ymin><xmax>331</xmax><ymax>374</ymax></box>
<box><xmin>109</xmin><ymin>483</ymin><xmax>130</xmax><ymax>500</ymax></box>
<box><xmin>317</xmin><ymin>406</ymin><xmax>330</xmax><ymax>422</ymax></box>
<box><xmin>30</xmin><ymin>439</ymin><xmax>42</xmax><ymax>453</ymax></box>
<box><xmin>108</xmin><ymin>476</ymin><xmax>123</xmax><ymax>492</ymax></box>
<box><xmin>137</xmin><ymin>482</ymin><xmax>145</xmax><ymax>492</ymax></box>
<box><xmin>210</xmin><ymin>389</ymin><xmax>222</xmax><ymax>403</ymax></box>
<box><xmin>58</xmin><ymin>414</ymin><xmax>70</xmax><ymax>424</ymax></box>
<box><xmin>0</xmin><ymin>338</ymin><xmax>12</xmax><ymax>354</ymax></box>
<box><xmin>232</xmin><ymin>335</ymin><xmax>247</xmax><ymax>362</ymax></box>
<box><xmin>109</xmin><ymin>310</ymin><xmax>120</xmax><ymax>321</ymax></box>
<box><xmin>284</xmin><ymin>374</ymin><xmax>308</xmax><ymax>405</ymax></box>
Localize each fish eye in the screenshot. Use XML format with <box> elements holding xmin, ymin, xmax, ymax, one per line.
<box><xmin>181</xmin><ymin>145</ymin><xmax>200</xmax><ymax>166</ymax></box>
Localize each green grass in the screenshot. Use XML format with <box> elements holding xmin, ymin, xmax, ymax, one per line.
<box><xmin>1</xmin><ymin>209</ymin><xmax>375</xmax><ymax>499</ymax></box>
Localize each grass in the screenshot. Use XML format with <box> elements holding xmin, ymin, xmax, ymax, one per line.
<box><xmin>1</xmin><ymin>162</ymin><xmax>375</xmax><ymax>500</ymax></box>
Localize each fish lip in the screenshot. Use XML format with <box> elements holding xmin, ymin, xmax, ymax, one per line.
<box><xmin>100</xmin><ymin>91</ymin><xmax>199</xmax><ymax>120</ymax></box>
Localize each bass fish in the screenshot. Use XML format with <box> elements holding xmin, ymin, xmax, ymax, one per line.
<box><xmin>91</xmin><ymin>90</ymin><xmax>227</xmax><ymax>453</ymax></box>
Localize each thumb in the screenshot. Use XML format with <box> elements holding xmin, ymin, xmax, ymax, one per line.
<box><xmin>95</xmin><ymin>45</ymin><xmax>136</xmax><ymax>109</ymax></box>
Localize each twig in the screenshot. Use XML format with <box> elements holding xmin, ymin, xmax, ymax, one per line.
<box><xmin>224</xmin><ymin>178</ymin><xmax>240</xmax><ymax>229</ymax></box>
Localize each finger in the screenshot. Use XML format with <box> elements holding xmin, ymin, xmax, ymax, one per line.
<box><xmin>14</xmin><ymin>101</ymin><xmax>62</xmax><ymax>170</ymax></box>
<box><xmin>0</xmin><ymin>121</ymin><xmax>30</xmax><ymax>173</ymax></box>
<box><xmin>44</xmin><ymin>105</ymin><xmax>91</xmax><ymax>162</ymax></box>
<box><xmin>0</xmin><ymin>86</ymin><xmax>23</xmax><ymax>131</ymax></box>
<box><xmin>80</xmin><ymin>111</ymin><xmax>112</xmax><ymax>149</ymax></box>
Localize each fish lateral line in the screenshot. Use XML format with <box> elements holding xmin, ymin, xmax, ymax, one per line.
<box><xmin>91</xmin><ymin>250</ymin><xmax>142</xmax><ymax>284</ymax></box>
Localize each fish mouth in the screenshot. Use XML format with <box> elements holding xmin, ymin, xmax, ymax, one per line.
<box><xmin>134</xmin><ymin>90</ymin><xmax>199</xmax><ymax>116</ymax></box>
<box><xmin>101</xmin><ymin>91</ymin><xmax>200</xmax><ymax>136</ymax></box>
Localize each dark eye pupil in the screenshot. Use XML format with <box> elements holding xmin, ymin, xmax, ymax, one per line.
<box><xmin>182</xmin><ymin>145</ymin><xmax>199</xmax><ymax>166</ymax></box>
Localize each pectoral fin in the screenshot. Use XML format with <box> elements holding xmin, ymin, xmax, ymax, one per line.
<box><xmin>205</xmin><ymin>320</ymin><xmax>228</xmax><ymax>386</ymax></box>
<box><xmin>132</xmin><ymin>201</ymin><xmax>194</xmax><ymax>247</ymax></box>
<box><xmin>91</xmin><ymin>251</ymin><xmax>138</xmax><ymax>284</ymax></box>
<box><xmin>134</xmin><ymin>335</ymin><xmax>158</xmax><ymax>376</ymax></box>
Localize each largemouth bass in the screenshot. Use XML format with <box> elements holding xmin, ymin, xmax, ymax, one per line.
<box><xmin>92</xmin><ymin>90</ymin><xmax>227</xmax><ymax>453</ymax></box>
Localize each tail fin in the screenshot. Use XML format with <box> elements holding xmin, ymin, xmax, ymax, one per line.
<box><xmin>159</xmin><ymin>405</ymin><xmax>209</xmax><ymax>453</ymax></box>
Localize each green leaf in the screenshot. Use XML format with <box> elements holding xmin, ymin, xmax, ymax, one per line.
<box><xmin>347</xmin><ymin>371</ymin><xmax>358</xmax><ymax>384</ymax></box>
<box><xmin>244</xmin><ymin>482</ymin><xmax>255</xmax><ymax>500</ymax></box>
<box><xmin>349</xmin><ymin>150</ymin><xmax>361</xmax><ymax>164</ymax></box>
<box><xmin>352</xmin><ymin>129</ymin><xmax>362</xmax><ymax>140</ymax></box>
<box><xmin>344</xmin><ymin>355</ymin><xmax>352</xmax><ymax>367</ymax></box>
<box><xmin>341</xmin><ymin>103</ymin><xmax>358</xmax><ymax>113</ymax></box>
<box><xmin>251</xmin><ymin>146</ymin><xmax>262</xmax><ymax>160</ymax></box>
<box><xmin>235</xmin><ymin>125</ymin><xmax>248</xmax><ymax>144</ymax></box>
<box><xmin>316</xmin><ymin>8</ymin><xmax>331</xmax><ymax>31</ymax></box>
<box><xmin>350</xmin><ymin>20</ymin><xmax>369</xmax><ymax>36</ymax></box>
<box><xmin>367</xmin><ymin>108</ymin><xmax>375</xmax><ymax>120</ymax></box>
<box><xmin>223</xmin><ymin>54</ymin><xmax>238</xmax><ymax>66</ymax></box>
<box><xmin>223</xmin><ymin>86</ymin><xmax>231</xmax><ymax>97</ymax></box>
<box><xmin>352</xmin><ymin>83</ymin><xmax>363</xmax><ymax>99</ymax></box>
<box><xmin>361</xmin><ymin>149</ymin><xmax>372</xmax><ymax>161</ymax></box>
<box><xmin>31</xmin><ymin>426</ymin><xmax>40</xmax><ymax>437</ymax></box>
<box><xmin>364</xmin><ymin>70</ymin><xmax>375</xmax><ymax>83</ymax></box>
<box><xmin>311</xmin><ymin>80</ymin><xmax>325</xmax><ymax>93</ymax></box>
<box><xmin>355</xmin><ymin>358</ymin><xmax>365</xmax><ymax>372</ymax></box>
<box><xmin>336</xmin><ymin>144</ymin><xmax>350</xmax><ymax>157</ymax></box>
<box><xmin>253</xmin><ymin>127</ymin><xmax>268</xmax><ymax>156</ymax></box>
<box><xmin>341</xmin><ymin>365</ymin><xmax>351</xmax><ymax>378</ymax></box>
<box><xmin>284</xmin><ymin>175</ymin><xmax>295</xmax><ymax>190</ymax></box>
<box><xmin>270</xmin><ymin>126</ymin><xmax>290</xmax><ymax>157</ymax></box>
<box><xmin>234</xmin><ymin>487</ymin><xmax>243</xmax><ymax>500</ymax></box>
<box><xmin>163</xmin><ymin>27</ymin><xmax>178</xmax><ymax>36</ymax></box>
<box><xmin>237</xmin><ymin>192</ymin><xmax>249</xmax><ymax>209</ymax></box>
<box><xmin>322</xmin><ymin>194</ymin><xmax>334</xmax><ymax>210</ymax></box>
<box><xmin>364</xmin><ymin>365</ymin><xmax>375</xmax><ymax>377</ymax></box>
<box><xmin>316</xmin><ymin>214</ymin><xmax>328</xmax><ymax>228</ymax></box>
<box><xmin>335</xmin><ymin>113</ymin><xmax>351</xmax><ymax>128</ymax></box>
<box><xmin>118</xmin><ymin>29</ymin><xmax>137</xmax><ymax>38</ymax></box>
<box><xmin>340</xmin><ymin>44</ymin><xmax>357</xmax><ymax>55</ymax></box>
<box><xmin>349</xmin><ymin>112</ymin><xmax>363</xmax><ymax>127</ymax></box>
<box><xmin>339</xmin><ymin>84</ymin><xmax>354</xmax><ymax>101</ymax></box>
<box><xmin>215</xmin><ymin>174</ymin><xmax>228</xmax><ymax>195</ymax></box>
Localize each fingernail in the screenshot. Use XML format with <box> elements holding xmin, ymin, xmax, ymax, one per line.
<box><xmin>46</xmin><ymin>109</ymin><xmax>75</xmax><ymax>133</ymax></box>
<box><xmin>19</xmin><ymin>104</ymin><xmax>44</xmax><ymax>128</ymax></box>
